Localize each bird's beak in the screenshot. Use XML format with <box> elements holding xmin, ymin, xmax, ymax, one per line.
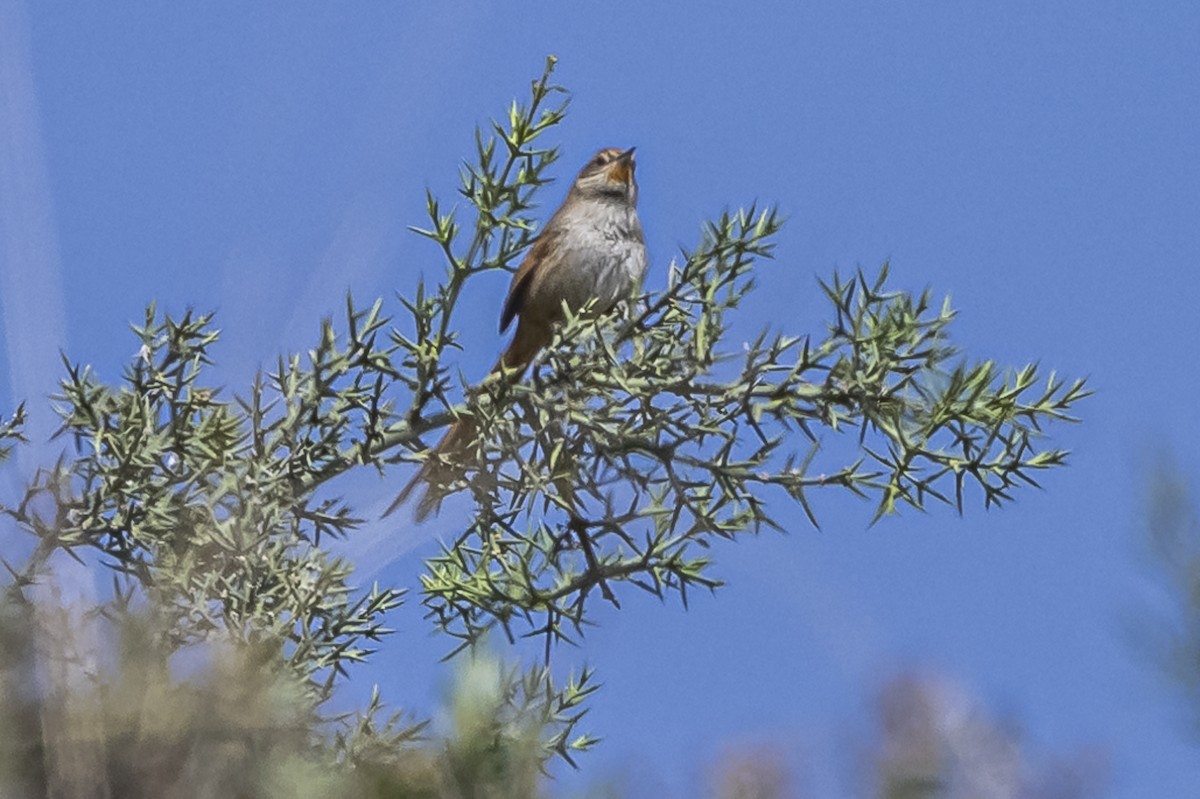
<box><xmin>609</xmin><ymin>147</ymin><xmax>637</xmax><ymax>184</ymax></box>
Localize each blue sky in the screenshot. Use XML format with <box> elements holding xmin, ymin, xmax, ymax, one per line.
<box><xmin>2</xmin><ymin>2</ymin><xmax>1198</xmax><ymax>796</ymax></box>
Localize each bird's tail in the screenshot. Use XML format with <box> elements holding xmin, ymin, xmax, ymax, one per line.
<box><xmin>384</xmin><ymin>414</ymin><xmax>478</xmax><ymax>521</ymax></box>
<box><xmin>384</xmin><ymin>321</ymin><xmax>546</xmax><ymax>521</ymax></box>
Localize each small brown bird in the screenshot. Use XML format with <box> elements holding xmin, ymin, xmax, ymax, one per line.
<box><xmin>388</xmin><ymin>147</ymin><xmax>648</xmax><ymax>520</ymax></box>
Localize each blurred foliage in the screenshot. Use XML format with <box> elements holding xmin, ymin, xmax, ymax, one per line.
<box><xmin>0</xmin><ymin>600</ymin><xmax>1108</xmax><ymax>798</ymax></box>
<box><xmin>0</xmin><ymin>56</ymin><xmax>1088</xmax><ymax>794</ymax></box>
<box><xmin>0</xmin><ymin>598</ymin><xmax>566</xmax><ymax>798</ymax></box>
<box><xmin>870</xmin><ymin>674</ymin><xmax>1107</xmax><ymax>799</ymax></box>
<box><xmin>1136</xmin><ymin>461</ymin><xmax>1200</xmax><ymax>739</ymax></box>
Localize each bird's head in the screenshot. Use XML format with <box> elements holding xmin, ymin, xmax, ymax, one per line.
<box><xmin>570</xmin><ymin>147</ymin><xmax>638</xmax><ymax>205</ymax></box>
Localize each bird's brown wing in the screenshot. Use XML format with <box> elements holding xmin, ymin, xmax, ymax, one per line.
<box><xmin>500</xmin><ymin>226</ymin><xmax>560</xmax><ymax>333</ymax></box>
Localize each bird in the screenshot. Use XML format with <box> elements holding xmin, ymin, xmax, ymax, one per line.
<box><xmin>387</xmin><ymin>146</ymin><xmax>648</xmax><ymax>521</ymax></box>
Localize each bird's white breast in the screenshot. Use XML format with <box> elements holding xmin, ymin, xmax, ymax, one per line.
<box><xmin>537</xmin><ymin>199</ymin><xmax>647</xmax><ymax>317</ymax></box>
